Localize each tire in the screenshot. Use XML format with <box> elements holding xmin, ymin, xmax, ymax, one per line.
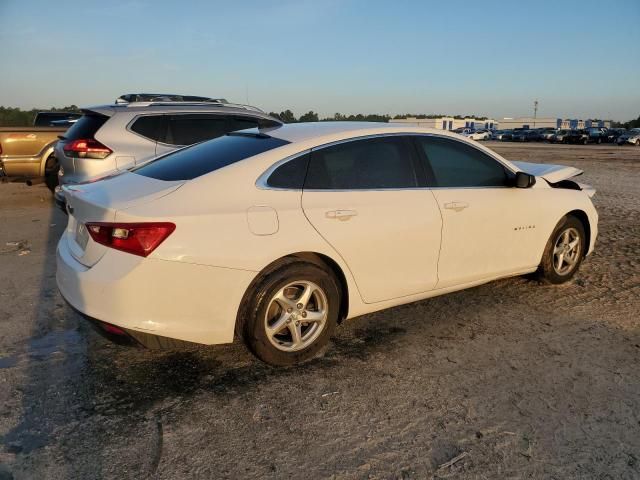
<box><xmin>538</xmin><ymin>216</ymin><xmax>586</xmax><ymax>284</ymax></box>
<box><xmin>44</xmin><ymin>154</ymin><xmax>59</xmax><ymax>193</ymax></box>
<box><xmin>240</xmin><ymin>262</ymin><xmax>340</xmax><ymax>366</ymax></box>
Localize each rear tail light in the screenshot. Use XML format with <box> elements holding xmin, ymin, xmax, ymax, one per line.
<box><xmin>63</xmin><ymin>139</ymin><xmax>112</xmax><ymax>159</ymax></box>
<box><xmin>86</xmin><ymin>222</ymin><xmax>175</xmax><ymax>257</ymax></box>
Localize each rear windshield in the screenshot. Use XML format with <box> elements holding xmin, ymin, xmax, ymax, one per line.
<box><xmin>132</xmin><ymin>133</ymin><xmax>290</xmax><ymax>181</ymax></box>
<box><xmin>62</xmin><ymin>114</ymin><xmax>108</xmax><ymax>140</ymax></box>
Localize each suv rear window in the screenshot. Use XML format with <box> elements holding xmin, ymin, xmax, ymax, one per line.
<box><xmin>62</xmin><ymin>114</ymin><xmax>108</xmax><ymax>141</ymax></box>
<box><xmin>133</xmin><ymin>133</ymin><xmax>290</xmax><ymax>181</ymax></box>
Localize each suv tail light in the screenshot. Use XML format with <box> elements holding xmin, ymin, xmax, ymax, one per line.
<box><xmin>86</xmin><ymin>222</ymin><xmax>175</xmax><ymax>257</ymax></box>
<box><xmin>63</xmin><ymin>139</ymin><xmax>112</xmax><ymax>159</ymax></box>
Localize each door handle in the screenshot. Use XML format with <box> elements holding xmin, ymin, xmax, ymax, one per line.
<box><xmin>444</xmin><ymin>202</ymin><xmax>469</xmax><ymax>212</ymax></box>
<box><xmin>326</xmin><ymin>209</ymin><xmax>358</xmax><ymax>221</ymax></box>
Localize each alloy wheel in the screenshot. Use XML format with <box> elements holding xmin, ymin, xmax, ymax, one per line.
<box><xmin>553</xmin><ymin>227</ymin><xmax>581</xmax><ymax>275</ymax></box>
<box><xmin>264</xmin><ymin>280</ymin><xmax>328</xmax><ymax>352</ymax></box>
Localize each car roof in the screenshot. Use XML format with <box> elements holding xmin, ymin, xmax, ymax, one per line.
<box><xmin>82</xmin><ymin>103</ymin><xmax>280</xmax><ymax>121</ymax></box>
<box><xmin>263</xmin><ymin>121</ymin><xmax>451</xmax><ymax>144</ymax></box>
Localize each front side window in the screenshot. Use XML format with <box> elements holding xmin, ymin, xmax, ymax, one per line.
<box><xmin>305</xmin><ymin>136</ymin><xmax>418</xmax><ymax>190</ymax></box>
<box><xmin>416</xmin><ymin>136</ymin><xmax>508</xmax><ymax>188</ymax></box>
<box><xmin>164</xmin><ymin>114</ymin><xmax>229</xmax><ymax>145</ymax></box>
<box><xmin>228</xmin><ymin>117</ymin><xmax>260</xmax><ymax>132</ymax></box>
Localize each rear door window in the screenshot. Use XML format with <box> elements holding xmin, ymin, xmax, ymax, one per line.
<box><xmin>133</xmin><ymin>133</ymin><xmax>290</xmax><ymax>181</ymax></box>
<box><xmin>266</xmin><ymin>154</ymin><xmax>310</xmax><ymax>189</ymax></box>
<box><xmin>305</xmin><ymin>136</ymin><xmax>418</xmax><ymax>190</ymax></box>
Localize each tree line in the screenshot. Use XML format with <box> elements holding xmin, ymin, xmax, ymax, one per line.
<box><xmin>268</xmin><ymin>110</ymin><xmax>490</xmax><ymax>123</ymax></box>
<box><xmin>1</xmin><ymin>105</ymin><xmax>638</xmax><ymax>129</ymax></box>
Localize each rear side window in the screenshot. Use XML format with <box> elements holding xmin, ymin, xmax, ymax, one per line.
<box><xmin>416</xmin><ymin>136</ymin><xmax>508</xmax><ymax>188</ymax></box>
<box><xmin>62</xmin><ymin>114</ymin><xmax>108</xmax><ymax>140</ymax></box>
<box><xmin>130</xmin><ymin>115</ymin><xmax>164</xmax><ymax>141</ymax></box>
<box><xmin>133</xmin><ymin>133</ymin><xmax>290</xmax><ymax>181</ymax></box>
<box><xmin>164</xmin><ymin>114</ymin><xmax>229</xmax><ymax>146</ymax></box>
<box><xmin>266</xmin><ymin>154</ymin><xmax>310</xmax><ymax>189</ymax></box>
<box><xmin>305</xmin><ymin>136</ymin><xmax>418</xmax><ymax>190</ymax></box>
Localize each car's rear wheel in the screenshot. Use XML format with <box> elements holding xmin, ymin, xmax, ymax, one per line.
<box><xmin>538</xmin><ymin>216</ymin><xmax>585</xmax><ymax>284</ymax></box>
<box><xmin>44</xmin><ymin>154</ymin><xmax>59</xmax><ymax>193</ymax></box>
<box><xmin>241</xmin><ymin>262</ymin><xmax>340</xmax><ymax>366</ymax></box>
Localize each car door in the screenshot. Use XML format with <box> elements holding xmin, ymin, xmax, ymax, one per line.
<box><xmin>301</xmin><ymin>135</ymin><xmax>442</xmax><ymax>304</ymax></box>
<box><xmin>413</xmin><ymin>135</ymin><xmax>544</xmax><ymax>289</ymax></box>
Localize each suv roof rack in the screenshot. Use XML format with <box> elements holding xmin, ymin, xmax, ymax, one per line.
<box><xmin>114</xmin><ymin>94</ymin><xmax>265</xmax><ymax>113</ymax></box>
<box><xmin>116</xmin><ymin>93</ymin><xmax>228</xmax><ymax>104</ymax></box>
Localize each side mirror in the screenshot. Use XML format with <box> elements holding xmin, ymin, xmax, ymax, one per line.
<box><xmin>515</xmin><ymin>171</ymin><xmax>536</xmax><ymax>188</ymax></box>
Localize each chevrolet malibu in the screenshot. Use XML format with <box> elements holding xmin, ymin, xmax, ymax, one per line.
<box><xmin>57</xmin><ymin>122</ymin><xmax>598</xmax><ymax>365</ymax></box>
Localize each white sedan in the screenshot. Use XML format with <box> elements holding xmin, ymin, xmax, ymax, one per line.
<box><xmin>464</xmin><ymin>129</ymin><xmax>491</xmax><ymax>141</ymax></box>
<box><xmin>57</xmin><ymin>123</ymin><xmax>598</xmax><ymax>365</ymax></box>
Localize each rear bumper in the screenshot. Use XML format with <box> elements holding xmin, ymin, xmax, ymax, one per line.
<box><xmin>56</xmin><ymin>237</ymin><xmax>257</xmax><ymax>345</ymax></box>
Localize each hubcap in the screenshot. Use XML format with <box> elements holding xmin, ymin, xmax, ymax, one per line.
<box><xmin>553</xmin><ymin>227</ymin><xmax>581</xmax><ymax>275</ymax></box>
<box><xmin>264</xmin><ymin>280</ymin><xmax>328</xmax><ymax>352</ymax></box>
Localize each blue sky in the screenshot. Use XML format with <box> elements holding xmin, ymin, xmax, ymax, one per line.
<box><xmin>1</xmin><ymin>0</ymin><xmax>639</xmax><ymax>120</ymax></box>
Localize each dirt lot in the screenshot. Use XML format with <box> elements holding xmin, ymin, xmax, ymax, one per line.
<box><xmin>0</xmin><ymin>142</ymin><xmax>639</xmax><ymax>479</ymax></box>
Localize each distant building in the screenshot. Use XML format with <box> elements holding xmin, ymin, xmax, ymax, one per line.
<box><xmin>498</xmin><ymin>117</ymin><xmax>611</xmax><ymax>130</ymax></box>
<box><xmin>390</xmin><ymin>116</ymin><xmax>497</xmax><ymax>131</ymax></box>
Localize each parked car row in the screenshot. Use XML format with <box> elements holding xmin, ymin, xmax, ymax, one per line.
<box><xmin>487</xmin><ymin>127</ymin><xmax>639</xmax><ymax>145</ymax></box>
<box><xmin>52</xmin><ymin>93</ymin><xmax>600</xmax><ymax>366</ymax></box>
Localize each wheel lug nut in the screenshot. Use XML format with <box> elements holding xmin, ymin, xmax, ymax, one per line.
<box><xmin>297</xmin><ymin>303</ymin><xmax>303</xmax><ymax>309</ymax></box>
<box><xmin>301</xmin><ymin>311</ymin><xmax>307</xmax><ymax>318</ymax></box>
<box><xmin>287</xmin><ymin>307</ymin><xmax>293</xmax><ymax>313</ymax></box>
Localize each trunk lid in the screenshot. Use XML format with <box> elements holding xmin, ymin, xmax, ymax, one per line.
<box><xmin>62</xmin><ymin>172</ymin><xmax>184</xmax><ymax>267</ymax></box>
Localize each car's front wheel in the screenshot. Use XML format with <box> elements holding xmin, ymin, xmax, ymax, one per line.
<box><xmin>240</xmin><ymin>261</ymin><xmax>340</xmax><ymax>366</ymax></box>
<box><xmin>538</xmin><ymin>216</ymin><xmax>585</xmax><ymax>284</ymax></box>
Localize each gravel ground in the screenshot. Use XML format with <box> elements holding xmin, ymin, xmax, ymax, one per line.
<box><xmin>0</xmin><ymin>142</ymin><xmax>639</xmax><ymax>479</ymax></box>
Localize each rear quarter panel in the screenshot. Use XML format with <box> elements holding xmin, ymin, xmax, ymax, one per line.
<box><xmin>114</xmin><ymin>148</ymin><xmax>366</xmax><ymax>316</ymax></box>
<box><xmin>0</xmin><ymin>127</ymin><xmax>64</xmax><ymax>177</ymax></box>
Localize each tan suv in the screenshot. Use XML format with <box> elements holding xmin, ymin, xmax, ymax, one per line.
<box><xmin>0</xmin><ymin>112</ymin><xmax>80</xmax><ymax>190</ymax></box>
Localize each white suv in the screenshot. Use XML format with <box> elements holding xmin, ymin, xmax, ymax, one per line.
<box><xmin>54</xmin><ymin>94</ymin><xmax>281</xmax><ymax>197</ymax></box>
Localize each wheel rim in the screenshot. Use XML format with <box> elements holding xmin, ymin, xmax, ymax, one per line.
<box><xmin>553</xmin><ymin>227</ymin><xmax>581</xmax><ymax>275</ymax></box>
<box><xmin>264</xmin><ymin>280</ymin><xmax>328</xmax><ymax>352</ymax></box>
